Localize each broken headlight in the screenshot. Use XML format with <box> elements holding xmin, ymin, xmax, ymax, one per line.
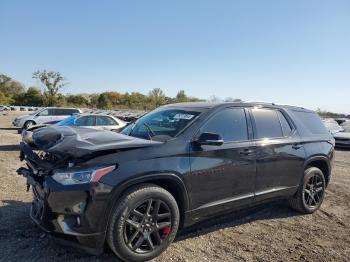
<box><xmin>52</xmin><ymin>166</ymin><xmax>115</xmax><ymax>185</ymax></box>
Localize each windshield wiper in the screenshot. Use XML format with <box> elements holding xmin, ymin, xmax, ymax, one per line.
<box><xmin>143</xmin><ymin>123</ymin><xmax>155</xmax><ymax>140</ymax></box>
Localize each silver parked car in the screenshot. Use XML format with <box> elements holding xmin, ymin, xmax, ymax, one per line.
<box><xmin>22</xmin><ymin>114</ymin><xmax>127</xmax><ymax>146</ymax></box>
<box><xmin>334</xmin><ymin>124</ymin><xmax>350</xmax><ymax>148</ymax></box>
<box><xmin>13</xmin><ymin>107</ymin><xmax>81</xmax><ymax>129</ymax></box>
<box><xmin>322</xmin><ymin>119</ymin><xmax>343</xmax><ymax>135</ymax></box>
<box><xmin>55</xmin><ymin>114</ymin><xmax>127</xmax><ymax>131</ymax></box>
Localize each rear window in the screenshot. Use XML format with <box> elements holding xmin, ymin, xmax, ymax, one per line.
<box><xmin>292</xmin><ymin>110</ymin><xmax>328</xmax><ymax>134</ymax></box>
<box><xmin>252</xmin><ymin>109</ymin><xmax>283</xmax><ymax>139</ymax></box>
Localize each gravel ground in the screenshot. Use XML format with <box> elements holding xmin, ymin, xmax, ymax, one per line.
<box><xmin>0</xmin><ymin>111</ymin><xmax>349</xmax><ymax>262</ymax></box>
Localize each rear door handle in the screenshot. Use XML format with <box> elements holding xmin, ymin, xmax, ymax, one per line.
<box><xmin>239</xmin><ymin>149</ymin><xmax>254</xmax><ymax>155</ymax></box>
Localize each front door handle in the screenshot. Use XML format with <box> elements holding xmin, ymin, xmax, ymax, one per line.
<box><xmin>239</xmin><ymin>149</ymin><xmax>254</xmax><ymax>155</ymax></box>
<box><xmin>292</xmin><ymin>144</ymin><xmax>302</xmax><ymax>150</ymax></box>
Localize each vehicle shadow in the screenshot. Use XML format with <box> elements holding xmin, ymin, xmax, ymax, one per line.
<box><xmin>0</xmin><ymin>144</ymin><xmax>20</xmax><ymax>151</ymax></box>
<box><xmin>0</xmin><ymin>199</ymin><xmax>300</xmax><ymax>261</ymax></box>
<box><xmin>335</xmin><ymin>147</ymin><xmax>350</xmax><ymax>151</ymax></box>
<box><xmin>0</xmin><ymin>127</ymin><xmax>20</xmax><ymax>131</ymax></box>
<box><xmin>176</xmin><ymin>200</ymin><xmax>299</xmax><ymax>241</ymax></box>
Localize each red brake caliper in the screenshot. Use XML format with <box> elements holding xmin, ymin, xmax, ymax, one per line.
<box><xmin>161</xmin><ymin>226</ymin><xmax>171</xmax><ymax>239</ymax></box>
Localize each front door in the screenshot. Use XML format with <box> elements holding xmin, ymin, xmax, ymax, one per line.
<box><xmin>189</xmin><ymin>107</ymin><xmax>256</xmax><ymax>220</ymax></box>
<box><xmin>34</xmin><ymin>109</ymin><xmax>53</xmax><ymax>124</ymax></box>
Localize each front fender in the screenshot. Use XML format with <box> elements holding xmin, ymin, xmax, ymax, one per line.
<box><xmin>101</xmin><ymin>172</ymin><xmax>190</xmax><ymax>233</ymax></box>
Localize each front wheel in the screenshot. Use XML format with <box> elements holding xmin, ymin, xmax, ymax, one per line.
<box><xmin>107</xmin><ymin>184</ymin><xmax>179</xmax><ymax>262</ymax></box>
<box><xmin>289</xmin><ymin>167</ymin><xmax>326</xmax><ymax>214</ymax></box>
<box><xmin>23</xmin><ymin>120</ymin><xmax>35</xmax><ymax>130</ymax></box>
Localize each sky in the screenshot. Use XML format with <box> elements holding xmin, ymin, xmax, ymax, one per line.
<box><xmin>1</xmin><ymin>0</ymin><xmax>350</xmax><ymax>113</ymax></box>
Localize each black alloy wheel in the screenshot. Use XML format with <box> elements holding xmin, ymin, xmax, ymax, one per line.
<box><xmin>107</xmin><ymin>184</ymin><xmax>179</xmax><ymax>262</ymax></box>
<box><xmin>289</xmin><ymin>167</ymin><xmax>326</xmax><ymax>214</ymax></box>
<box><xmin>303</xmin><ymin>173</ymin><xmax>324</xmax><ymax>209</ymax></box>
<box><xmin>124</xmin><ymin>199</ymin><xmax>172</xmax><ymax>253</ymax></box>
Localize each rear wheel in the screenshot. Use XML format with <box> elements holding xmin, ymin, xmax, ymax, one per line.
<box><xmin>289</xmin><ymin>167</ymin><xmax>326</xmax><ymax>213</ymax></box>
<box><xmin>107</xmin><ymin>184</ymin><xmax>179</xmax><ymax>262</ymax></box>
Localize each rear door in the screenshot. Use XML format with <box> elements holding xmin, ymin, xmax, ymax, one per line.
<box><xmin>52</xmin><ymin>108</ymin><xmax>76</xmax><ymax>122</ymax></box>
<box><xmin>75</xmin><ymin>116</ymin><xmax>96</xmax><ymax>128</ymax></box>
<box><xmin>189</xmin><ymin>107</ymin><xmax>256</xmax><ymax>219</ymax></box>
<box><xmin>96</xmin><ymin>116</ymin><xmax>120</xmax><ymax>131</ymax></box>
<box><xmin>250</xmin><ymin>108</ymin><xmax>306</xmax><ymax>201</ymax></box>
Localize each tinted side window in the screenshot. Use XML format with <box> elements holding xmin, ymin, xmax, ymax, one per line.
<box><xmin>54</xmin><ymin>109</ymin><xmax>62</xmax><ymax>115</ymax></box>
<box><xmin>66</xmin><ymin>109</ymin><xmax>79</xmax><ymax>114</ymax></box>
<box><xmin>96</xmin><ymin>116</ymin><xmax>118</xmax><ymax>126</ymax></box>
<box><xmin>292</xmin><ymin>110</ymin><xmax>328</xmax><ymax>134</ymax></box>
<box><xmin>52</xmin><ymin>109</ymin><xmax>64</xmax><ymax>115</ymax></box>
<box><xmin>53</xmin><ymin>109</ymin><xmax>78</xmax><ymax>115</ymax></box>
<box><xmin>75</xmin><ymin>116</ymin><xmax>95</xmax><ymax>126</ymax></box>
<box><xmin>277</xmin><ymin>111</ymin><xmax>292</xmax><ymax>136</ymax></box>
<box><xmin>252</xmin><ymin>109</ymin><xmax>283</xmax><ymax>139</ymax></box>
<box><xmin>200</xmin><ymin>108</ymin><xmax>248</xmax><ymax>142</ymax></box>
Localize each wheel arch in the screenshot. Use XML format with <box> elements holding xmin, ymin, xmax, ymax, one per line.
<box><xmin>105</xmin><ymin>173</ymin><xmax>190</xmax><ymax>231</ymax></box>
<box><xmin>23</xmin><ymin>119</ymin><xmax>36</xmax><ymax>128</ymax></box>
<box><xmin>304</xmin><ymin>156</ymin><xmax>331</xmax><ymax>186</ymax></box>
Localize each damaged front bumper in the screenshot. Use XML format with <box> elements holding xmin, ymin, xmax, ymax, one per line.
<box><xmin>17</xmin><ymin>142</ymin><xmax>114</xmax><ymax>254</ymax></box>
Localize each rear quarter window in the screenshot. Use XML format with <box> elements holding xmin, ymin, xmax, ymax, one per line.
<box><xmin>292</xmin><ymin>110</ymin><xmax>328</xmax><ymax>134</ymax></box>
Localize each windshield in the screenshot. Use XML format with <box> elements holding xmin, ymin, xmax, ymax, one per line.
<box><xmin>121</xmin><ymin>108</ymin><xmax>201</xmax><ymax>141</ymax></box>
<box><xmin>56</xmin><ymin>115</ymin><xmax>78</xmax><ymax>126</ymax></box>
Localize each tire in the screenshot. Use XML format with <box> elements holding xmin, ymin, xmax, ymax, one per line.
<box><xmin>23</xmin><ymin>120</ymin><xmax>35</xmax><ymax>130</ymax></box>
<box><xmin>107</xmin><ymin>184</ymin><xmax>180</xmax><ymax>262</ymax></box>
<box><xmin>289</xmin><ymin>167</ymin><xmax>326</xmax><ymax>214</ymax></box>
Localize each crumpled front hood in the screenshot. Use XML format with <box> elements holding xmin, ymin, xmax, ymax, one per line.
<box><xmin>32</xmin><ymin>126</ymin><xmax>163</xmax><ymax>158</ymax></box>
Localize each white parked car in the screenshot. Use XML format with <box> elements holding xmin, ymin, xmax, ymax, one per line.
<box><xmin>55</xmin><ymin>114</ymin><xmax>127</xmax><ymax>131</ymax></box>
<box><xmin>0</xmin><ymin>105</ymin><xmax>11</xmax><ymax>111</ymax></box>
<box><xmin>22</xmin><ymin>114</ymin><xmax>128</xmax><ymax>145</ymax></box>
<box><xmin>322</xmin><ymin>119</ymin><xmax>343</xmax><ymax>135</ymax></box>
<box><xmin>13</xmin><ymin>107</ymin><xmax>81</xmax><ymax>129</ymax></box>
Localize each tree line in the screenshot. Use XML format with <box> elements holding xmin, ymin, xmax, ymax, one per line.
<box><xmin>0</xmin><ymin>71</ymin><xmax>204</xmax><ymax>110</ymax></box>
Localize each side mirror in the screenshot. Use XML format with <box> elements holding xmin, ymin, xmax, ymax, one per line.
<box><xmin>195</xmin><ymin>132</ymin><xmax>224</xmax><ymax>146</ymax></box>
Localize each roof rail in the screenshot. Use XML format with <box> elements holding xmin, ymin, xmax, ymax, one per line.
<box><xmin>245</xmin><ymin>101</ymin><xmax>276</xmax><ymax>105</ymax></box>
<box><xmin>246</xmin><ymin>101</ymin><xmax>307</xmax><ymax>110</ymax></box>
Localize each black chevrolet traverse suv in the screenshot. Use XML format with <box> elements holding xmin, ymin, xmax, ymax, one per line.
<box><xmin>18</xmin><ymin>102</ymin><xmax>334</xmax><ymax>261</ymax></box>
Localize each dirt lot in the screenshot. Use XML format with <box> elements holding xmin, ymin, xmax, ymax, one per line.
<box><xmin>0</xmin><ymin>111</ymin><xmax>349</xmax><ymax>262</ymax></box>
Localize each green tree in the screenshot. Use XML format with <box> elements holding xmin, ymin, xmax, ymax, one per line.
<box><xmin>148</xmin><ymin>88</ymin><xmax>166</xmax><ymax>108</ymax></box>
<box><xmin>13</xmin><ymin>87</ymin><xmax>44</xmax><ymax>106</ymax></box>
<box><xmin>89</xmin><ymin>93</ymin><xmax>100</xmax><ymax>108</ymax></box>
<box><xmin>176</xmin><ymin>90</ymin><xmax>187</xmax><ymax>102</ymax></box>
<box><xmin>0</xmin><ymin>74</ymin><xmax>25</xmax><ymax>105</ymax></box>
<box><xmin>25</xmin><ymin>87</ymin><xmax>44</xmax><ymax>106</ymax></box>
<box><xmin>33</xmin><ymin>70</ymin><xmax>68</xmax><ymax>106</ymax></box>
<box><xmin>98</xmin><ymin>93</ymin><xmax>112</xmax><ymax>109</ymax></box>
<box><xmin>66</xmin><ymin>94</ymin><xmax>89</xmax><ymax>107</ymax></box>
